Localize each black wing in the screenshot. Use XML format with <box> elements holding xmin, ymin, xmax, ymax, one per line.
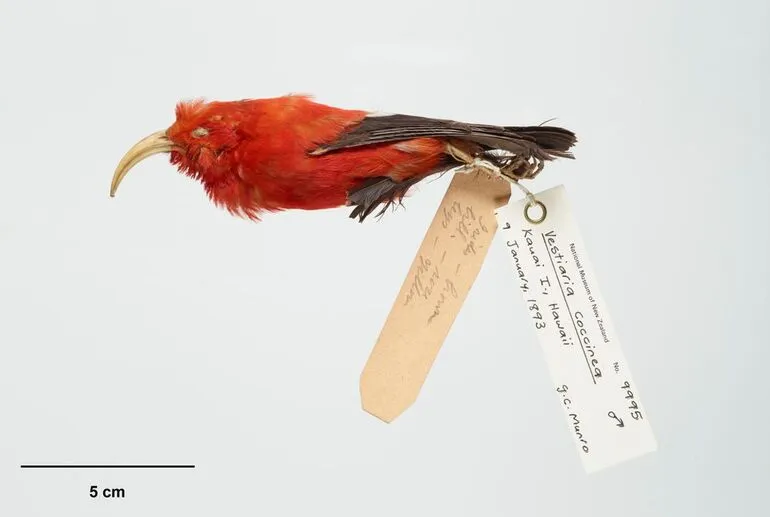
<box><xmin>316</xmin><ymin>112</ymin><xmax>577</xmax><ymax>223</ymax></box>
<box><xmin>311</xmin><ymin>113</ymin><xmax>577</xmax><ymax>160</ymax></box>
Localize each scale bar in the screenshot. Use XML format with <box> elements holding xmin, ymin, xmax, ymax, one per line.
<box><xmin>21</xmin><ymin>465</ymin><xmax>195</xmax><ymax>469</ymax></box>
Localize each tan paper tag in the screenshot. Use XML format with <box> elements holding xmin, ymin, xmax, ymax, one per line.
<box><xmin>360</xmin><ymin>171</ymin><xmax>511</xmax><ymax>423</ymax></box>
<box><xmin>497</xmin><ymin>185</ymin><xmax>657</xmax><ymax>472</ymax></box>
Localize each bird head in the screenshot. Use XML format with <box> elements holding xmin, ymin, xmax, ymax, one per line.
<box><xmin>110</xmin><ymin>99</ymin><xmax>242</xmax><ymax>197</ymax></box>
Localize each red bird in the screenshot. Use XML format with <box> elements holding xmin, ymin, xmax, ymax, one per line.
<box><xmin>110</xmin><ymin>95</ymin><xmax>576</xmax><ymax>222</ymax></box>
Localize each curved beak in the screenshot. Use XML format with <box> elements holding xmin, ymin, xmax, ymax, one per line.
<box><xmin>110</xmin><ymin>130</ymin><xmax>176</xmax><ymax>197</ymax></box>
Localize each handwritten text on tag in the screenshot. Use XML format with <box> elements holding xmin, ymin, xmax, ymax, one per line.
<box><xmin>497</xmin><ymin>185</ymin><xmax>657</xmax><ymax>473</ymax></box>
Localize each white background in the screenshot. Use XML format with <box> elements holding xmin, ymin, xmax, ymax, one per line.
<box><xmin>1</xmin><ymin>0</ymin><xmax>768</xmax><ymax>515</ymax></box>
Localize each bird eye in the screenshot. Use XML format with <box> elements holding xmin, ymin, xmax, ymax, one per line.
<box><xmin>191</xmin><ymin>127</ymin><xmax>209</xmax><ymax>138</ymax></box>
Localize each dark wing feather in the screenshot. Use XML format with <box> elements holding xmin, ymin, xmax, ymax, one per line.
<box><xmin>346</xmin><ymin>175</ymin><xmax>424</xmax><ymax>222</ymax></box>
<box><xmin>347</xmin><ymin>159</ymin><xmax>452</xmax><ymax>222</ymax></box>
<box><xmin>329</xmin><ymin>113</ymin><xmax>577</xmax><ymax>223</ymax></box>
<box><xmin>311</xmin><ymin>114</ymin><xmax>577</xmax><ymax>160</ymax></box>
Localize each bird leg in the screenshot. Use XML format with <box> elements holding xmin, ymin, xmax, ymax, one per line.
<box><xmin>498</xmin><ymin>154</ymin><xmax>545</xmax><ymax>181</ymax></box>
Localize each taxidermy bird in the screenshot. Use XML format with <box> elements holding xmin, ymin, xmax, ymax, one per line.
<box><xmin>110</xmin><ymin>94</ymin><xmax>576</xmax><ymax>222</ymax></box>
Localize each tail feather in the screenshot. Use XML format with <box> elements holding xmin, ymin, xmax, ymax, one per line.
<box><xmin>503</xmin><ymin>125</ymin><xmax>577</xmax><ymax>158</ymax></box>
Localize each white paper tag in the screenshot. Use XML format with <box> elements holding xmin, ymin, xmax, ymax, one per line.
<box><xmin>496</xmin><ymin>185</ymin><xmax>657</xmax><ymax>473</ymax></box>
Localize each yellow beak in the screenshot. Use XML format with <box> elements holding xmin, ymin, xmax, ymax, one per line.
<box><xmin>110</xmin><ymin>130</ymin><xmax>176</xmax><ymax>197</ymax></box>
